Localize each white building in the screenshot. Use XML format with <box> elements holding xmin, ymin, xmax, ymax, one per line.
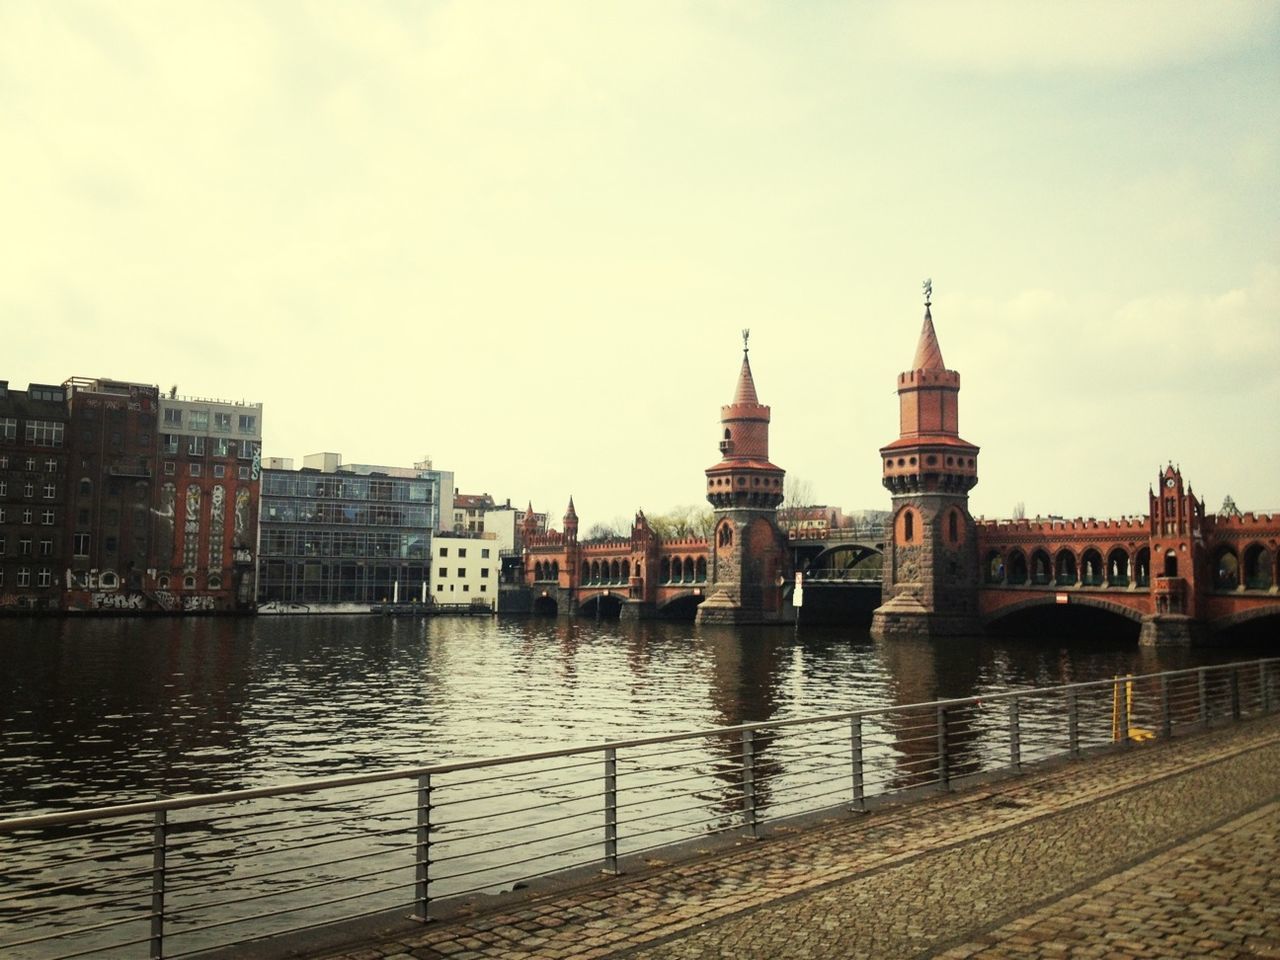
<box><xmin>432</xmin><ymin>532</ymin><xmax>499</xmax><ymax>606</ymax></box>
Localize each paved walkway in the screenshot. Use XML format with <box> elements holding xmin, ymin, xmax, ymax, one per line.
<box><xmin>310</xmin><ymin>715</ymin><xmax>1280</xmax><ymax>960</ymax></box>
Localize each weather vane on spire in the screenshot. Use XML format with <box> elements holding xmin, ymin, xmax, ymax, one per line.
<box><xmin>742</xmin><ymin>328</ymin><xmax>750</xmax><ymax>353</ymax></box>
<box><xmin>923</xmin><ymin>278</ymin><xmax>932</xmax><ymax>307</ymax></box>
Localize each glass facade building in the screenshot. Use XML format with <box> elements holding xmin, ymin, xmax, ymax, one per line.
<box><xmin>258</xmin><ymin>466</ymin><xmax>443</xmax><ymax>605</ymax></box>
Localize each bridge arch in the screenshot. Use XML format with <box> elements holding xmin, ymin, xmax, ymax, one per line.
<box><xmin>1055</xmin><ymin>549</ymin><xmax>1077</xmax><ymax>585</ymax></box>
<box><xmin>1081</xmin><ymin>548</ymin><xmax>1104</xmax><ymax>586</ymax></box>
<box><xmin>532</xmin><ymin>595</ymin><xmax>559</xmax><ymax>616</ymax></box>
<box><xmin>1107</xmin><ymin>547</ymin><xmax>1130</xmax><ymax>587</ymax></box>
<box><xmin>1243</xmin><ymin>542</ymin><xmax>1273</xmax><ymax>589</ymax></box>
<box><xmin>1006</xmin><ymin>549</ymin><xmax>1028</xmax><ymax>585</ymax></box>
<box><xmin>1211</xmin><ymin>544</ymin><xmax>1240</xmax><ymax>589</ymax></box>
<box><xmin>578</xmin><ymin>593</ymin><xmax>623</xmax><ymax>619</ymax></box>
<box><xmin>984</xmin><ymin>549</ymin><xmax>1004</xmax><ymax>584</ymax></box>
<box><xmin>1208</xmin><ymin>605</ymin><xmax>1280</xmax><ymax>639</ymax></box>
<box><xmin>657</xmin><ymin>592</ymin><xmax>704</xmax><ymax>621</ymax></box>
<box><xmin>984</xmin><ymin>593</ymin><xmax>1144</xmax><ymax>640</ymax></box>
<box><xmin>1030</xmin><ymin>549</ymin><xmax>1052</xmax><ymax>586</ymax></box>
<box><xmin>810</xmin><ymin>541</ymin><xmax>882</xmax><ymax>571</ymax></box>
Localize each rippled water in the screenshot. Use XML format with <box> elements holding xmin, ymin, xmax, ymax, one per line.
<box><xmin>0</xmin><ymin>614</ymin><xmax>1248</xmax><ymax>817</ymax></box>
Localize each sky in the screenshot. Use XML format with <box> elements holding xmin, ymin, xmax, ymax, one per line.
<box><xmin>3</xmin><ymin>1</ymin><xmax>1278</xmax><ymax>527</ymax></box>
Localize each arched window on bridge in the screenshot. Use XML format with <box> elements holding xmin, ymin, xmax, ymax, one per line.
<box><xmin>551</xmin><ymin>560</ymin><xmax>559</xmax><ymax>580</ymax></box>
<box><xmin>1107</xmin><ymin>548</ymin><xmax>1130</xmax><ymax>587</ymax></box>
<box><xmin>902</xmin><ymin>509</ymin><xmax>915</xmax><ymax>543</ymax></box>
<box><xmin>581</xmin><ymin>560</ymin><xmax>590</xmax><ymax>584</ymax></box>
<box><xmin>591</xmin><ymin>560</ymin><xmax>601</xmax><ymax>584</ymax></box>
<box><xmin>1134</xmin><ymin>548</ymin><xmax>1150</xmax><ymax>587</ymax></box>
<box><xmin>1081</xmin><ymin>549</ymin><xmax>1104</xmax><ymax>586</ymax></box>
<box><xmin>534</xmin><ymin>561</ymin><xmax>544</xmax><ymax>582</ymax></box>
<box><xmin>1006</xmin><ymin>550</ymin><xmax>1028</xmax><ymax>585</ymax></box>
<box><xmin>984</xmin><ymin>550</ymin><xmax>1004</xmax><ymax>584</ymax></box>
<box><xmin>611</xmin><ymin>560</ymin><xmax>621</xmax><ymax>583</ymax></box>
<box><xmin>1031</xmin><ymin>550</ymin><xmax>1052</xmax><ymax>585</ymax></box>
<box><xmin>1212</xmin><ymin>546</ymin><xmax>1239</xmax><ymax>590</ymax></box>
<box><xmin>1244</xmin><ymin>544</ymin><xmax>1272</xmax><ymax>590</ymax></box>
<box><xmin>681</xmin><ymin>556</ymin><xmax>692</xmax><ymax>582</ymax></box>
<box><xmin>1163</xmin><ymin>550</ymin><xmax>1178</xmax><ymax>578</ymax></box>
<box><xmin>696</xmin><ymin>557</ymin><xmax>707</xmax><ymax>582</ymax></box>
<box><xmin>671</xmin><ymin>557</ymin><xmax>683</xmax><ymax>582</ymax></box>
<box><xmin>1055</xmin><ymin>550</ymin><xmax>1077</xmax><ymax>586</ymax></box>
<box><xmin>660</xmin><ymin>557</ymin><xmax>671</xmax><ymax>583</ymax></box>
<box><xmin>621</xmin><ymin>559</ymin><xmax>631</xmax><ymax>581</ymax></box>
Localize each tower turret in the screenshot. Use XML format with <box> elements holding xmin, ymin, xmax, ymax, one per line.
<box><xmin>563</xmin><ymin>496</ymin><xmax>578</xmax><ymax>543</ymax></box>
<box><xmin>697</xmin><ymin>331</ymin><xmax>788</xmax><ymax>625</ymax></box>
<box><xmin>871</xmin><ymin>282</ymin><xmax>982</xmax><ymax>639</ymax></box>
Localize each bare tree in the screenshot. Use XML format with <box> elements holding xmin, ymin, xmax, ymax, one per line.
<box><xmin>1012</xmin><ymin>501</ymin><xmax>1026</xmax><ymax>520</ymax></box>
<box><xmin>648</xmin><ymin>505</ymin><xmax>714</xmax><ymax>540</ymax></box>
<box><xmin>782</xmin><ymin>476</ymin><xmax>815</xmax><ymax>512</ymax></box>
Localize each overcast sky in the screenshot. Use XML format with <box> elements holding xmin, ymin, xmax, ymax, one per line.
<box><xmin>4</xmin><ymin>1</ymin><xmax>1277</xmax><ymax>526</ymax></box>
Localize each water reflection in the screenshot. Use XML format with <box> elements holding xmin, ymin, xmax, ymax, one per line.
<box><xmin>0</xmin><ymin>615</ymin><xmax>1257</xmax><ymax>818</ymax></box>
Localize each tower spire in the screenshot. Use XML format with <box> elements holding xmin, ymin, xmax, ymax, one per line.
<box><xmin>912</xmin><ymin>279</ymin><xmax>945</xmax><ymax>371</ymax></box>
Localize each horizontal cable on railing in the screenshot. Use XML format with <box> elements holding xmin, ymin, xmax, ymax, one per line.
<box><xmin>0</xmin><ymin>882</ymin><xmax>156</xmax><ymax>925</ymax></box>
<box><xmin>431</xmin><ymin>821</ymin><xmax>601</xmax><ymax>864</ymax></box>
<box><xmin>166</xmin><ymin>840</ymin><xmax>416</xmax><ymax>897</ymax></box>
<box><xmin>441</xmin><ymin>797</ymin><xmax>598</xmax><ymax>834</ymax></box>
<box><xmin>440</xmin><ymin>853</ymin><xmax>602</xmax><ymax>902</ymax></box>
<box><xmin>165</xmin><ymin>898</ymin><xmax>417</xmax><ymax>960</ymax></box>
<box><xmin>434</xmin><ymin>755</ymin><xmax>606</xmax><ymax>792</ymax></box>
<box><xmin>0</xmin><ymin>858</ymin><xmax>156</xmax><ymax>905</ymax></box>
<box><xmin>1</xmin><ymin>903</ymin><xmax>155</xmax><ymax>950</ymax></box>
<box><xmin>760</xmin><ymin>781</ymin><xmax>853</xmax><ymax>813</ymax></box>
<box><xmin>434</xmin><ymin>786</ymin><xmax>597</xmax><ymax>821</ymax></box>
<box><xmin>168</xmin><ymin>805</ymin><xmax>417</xmax><ymax>855</ymax></box>
<box><xmin>39</xmin><ymin>930</ymin><xmax>156</xmax><ymax>960</ymax></box>
<box><xmin>181</xmin><ymin>820</ymin><xmax>415</xmax><ymax>870</ymax></box>
<box><xmin>432</xmin><ymin>837</ymin><xmax>601</xmax><ymax>885</ymax></box>
<box><xmin>171</xmin><ymin>858</ymin><xmax>415</xmax><ymax>917</ymax></box>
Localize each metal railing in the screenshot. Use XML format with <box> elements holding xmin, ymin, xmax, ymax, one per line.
<box><xmin>803</xmin><ymin>568</ymin><xmax>884</xmax><ymax>583</ymax></box>
<box><xmin>1</xmin><ymin>659</ymin><xmax>1275</xmax><ymax>960</ymax></box>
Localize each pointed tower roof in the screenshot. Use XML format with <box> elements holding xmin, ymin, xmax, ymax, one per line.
<box><xmin>912</xmin><ymin>304</ymin><xmax>946</xmax><ymax>372</ymax></box>
<box><xmin>564</xmin><ymin>495</ymin><xmax>577</xmax><ymax>520</ymax></box>
<box><xmin>733</xmin><ymin>332</ymin><xmax>760</xmax><ymax>405</ymax></box>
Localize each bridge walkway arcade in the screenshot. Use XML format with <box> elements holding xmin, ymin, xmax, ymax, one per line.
<box><xmin>307</xmin><ymin>715</ymin><xmax>1280</xmax><ymax>960</ymax></box>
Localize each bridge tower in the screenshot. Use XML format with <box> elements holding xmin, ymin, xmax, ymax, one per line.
<box><xmin>871</xmin><ymin>288</ymin><xmax>982</xmax><ymax>639</ymax></box>
<box><xmin>697</xmin><ymin>331</ymin><xmax>788</xmax><ymax>625</ymax></box>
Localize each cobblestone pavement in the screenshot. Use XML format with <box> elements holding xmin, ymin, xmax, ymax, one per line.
<box><xmin>310</xmin><ymin>715</ymin><xmax>1280</xmax><ymax>960</ymax></box>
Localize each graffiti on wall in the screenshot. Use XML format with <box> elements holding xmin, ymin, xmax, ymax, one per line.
<box><xmin>184</xmin><ymin>484</ymin><xmax>201</xmax><ymax>573</ymax></box>
<box><xmin>209</xmin><ymin>484</ymin><xmax>225</xmax><ymax>575</ymax></box>
<box><xmin>182</xmin><ymin>595</ymin><xmax>215</xmax><ymax>612</ymax></box>
<box><xmin>91</xmin><ymin>592</ymin><xmax>145</xmax><ymax>611</ymax></box>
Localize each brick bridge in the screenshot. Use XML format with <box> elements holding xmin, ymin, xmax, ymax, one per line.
<box><xmin>517</xmin><ymin>303</ymin><xmax>1279</xmax><ymax>643</ymax></box>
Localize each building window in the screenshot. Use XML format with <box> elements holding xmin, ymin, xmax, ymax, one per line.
<box><xmin>164</xmin><ymin>408</ymin><xmax>182</xmax><ymax>426</ymax></box>
<box><xmin>19</xmin><ymin>538</ymin><xmax>31</xmax><ymax>556</ymax></box>
<box><xmin>0</xmin><ymin>535</ymin><xmax>5</xmax><ymax>554</ymax></box>
<box><xmin>164</xmin><ymin>462</ymin><xmax>176</xmax><ymax>475</ymax></box>
<box><xmin>25</xmin><ymin>420</ymin><xmax>64</xmax><ymax>447</ymax></box>
<box><xmin>0</xmin><ymin>481</ymin><xmax>5</xmax><ymax>497</ymax></box>
<box><xmin>481</xmin><ymin>548</ymin><xmax>490</xmax><ymax>558</ymax></box>
<box><xmin>41</xmin><ymin>510</ymin><xmax>54</xmax><ymax>525</ymax></box>
<box><xmin>190</xmin><ymin>464</ymin><xmax>202</xmax><ymax>477</ymax></box>
<box><xmin>24</xmin><ymin>482</ymin><xmax>33</xmax><ymax>498</ymax></box>
<box><xmin>187</xmin><ymin>436</ymin><xmax>205</xmax><ymax>456</ymax></box>
<box><xmin>214</xmin><ymin>412</ymin><xmax>232</xmax><ymax>432</ymax></box>
<box><xmin>105</xmin><ymin>536</ymin><xmax>118</xmax><ymax>553</ymax></box>
<box><xmin>161</xmin><ymin>434</ymin><xmax>180</xmax><ymax>454</ymax></box>
<box><xmin>480</xmin><ymin>568</ymin><xmax>490</xmax><ymax>578</ymax></box>
<box><xmin>457</xmin><ymin>568</ymin><xmax>466</xmax><ymax>578</ymax></box>
<box><xmin>238</xmin><ymin>466</ymin><xmax>249</xmax><ymax>480</ymax></box>
<box><xmin>213</xmin><ymin>464</ymin><xmax>225</xmax><ymax>478</ymax></box>
<box><xmin>238</xmin><ymin>414</ymin><xmax>257</xmax><ymax>433</ymax></box>
<box><xmin>480</xmin><ymin>584</ymin><xmax>487</xmax><ymax>592</ymax></box>
<box><xmin>0</xmin><ymin>418</ymin><xmax>15</xmax><ymax>440</ymax></box>
<box><xmin>158</xmin><ymin>575</ymin><xmax>170</xmax><ymax>589</ymax></box>
<box><xmin>438</xmin><ymin>568</ymin><xmax>448</xmax><ymax>578</ymax></box>
<box><xmin>100</xmin><ymin>571</ymin><xmax>119</xmax><ymax>589</ymax></box>
<box><xmin>37</xmin><ymin>568</ymin><xmax>51</xmax><ymax>587</ymax></box>
<box><xmin>39</xmin><ymin>538</ymin><xmax>52</xmax><ymax>556</ymax></box>
<box><xmin>462</xmin><ymin>584</ymin><xmax>470</xmax><ymax>592</ymax></box>
<box><xmin>0</xmin><ymin>508</ymin><xmax>6</xmax><ymax>523</ymax></box>
<box><xmin>45</xmin><ymin>459</ymin><xmax>57</xmax><ymax>473</ymax></box>
<box><xmin>459</xmin><ymin>548</ymin><xmax>467</xmax><ymax>558</ymax></box>
<box><xmin>78</xmin><ymin>478</ymin><xmax>91</xmax><ymax>496</ymax></box>
<box><xmin>183</xmin><ymin>575</ymin><xmax>196</xmax><ymax>589</ymax></box>
<box><xmin>437</xmin><ymin>584</ymin><xmax>445</xmax><ymax>592</ymax></box>
<box><xmin>22</xmin><ymin>509</ymin><xmax>32</xmax><ymax>525</ymax></box>
<box><xmin>208</xmin><ymin>574</ymin><xmax>222</xmax><ymax>589</ymax></box>
<box><xmin>74</xmin><ymin>533</ymin><xmax>90</xmax><ymax>556</ymax></box>
<box><xmin>43</xmin><ymin>483</ymin><xmax>55</xmax><ymax>499</ymax></box>
<box><xmin>439</xmin><ymin>548</ymin><xmax>448</xmax><ymax>557</ymax></box>
<box><xmin>17</xmin><ymin>568</ymin><xmax>30</xmax><ymax>587</ymax></box>
<box><xmin>213</xmin><ymin>437</ymin><xmax>231</xmax><ymax>457</ymax></box>
<box><xmin>189</xmin><ymin>410</ymin><xmax>209</xmax><ymax>431</ymax></box>
<box><xmin>139</xmin><ymin>432</ymin><xmax>151</xmax><ymax>446</ymax></box>
<box><xmin>0</xmin><ymin>455</ymin><xmax>7</xmax><ymax>468</ymax></box>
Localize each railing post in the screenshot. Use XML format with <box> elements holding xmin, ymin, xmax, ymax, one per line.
<box><xmin>1160</xmin><ymin>674</ymin><xmax>1172</xmax><ymax>739</ymax></box>
<box><xmin>1067</xmin><ymin>690</ymin><xmax>1079</xmax><ymax>758</ymax></box>
<box><xmin>1231</xmin><ymin>668</ymin><xmax>1241</xmax><ymax>721</ymax></box>
<box><xmin>1117</xmin><ymin>678</ymin><xmax>1130</xmax><ymax>748</ymax></box>
<box><xmin>412</xmin><ymin>774</ymin><xmax>432</xmax><ymax>923</ymax></box>
<box><xmin>603</xmin><ymin>748</ymin><xmax>619</xmax><ymax>874</ymax></box>
<box><xmin>1198</xmin><ymin>668</ymin><xmax>1208</xmax><ymax>728</ymax></box>
<box><xmin>850</xmin><ymin>715</ymin><xmax>865</xmax><ymax>812</ymax></box>
<box><xmin>936</xmin><ymin>706</ymin><xmax>950</xmax><ymax>792</ymax></box>
<box><xmin>1009</xmin><ymin>698</ymin><xmax>1021</xmax><ymax>772</ymax></box>
<box><xmin>742</xmin><ymin>730</ymin><xmax>758</xmax><ymax>838</ymax></box>
<box><xmin>150</xmin><ymin>809</ymin><xmax>166</xmax><ymax>960</ymax></box>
